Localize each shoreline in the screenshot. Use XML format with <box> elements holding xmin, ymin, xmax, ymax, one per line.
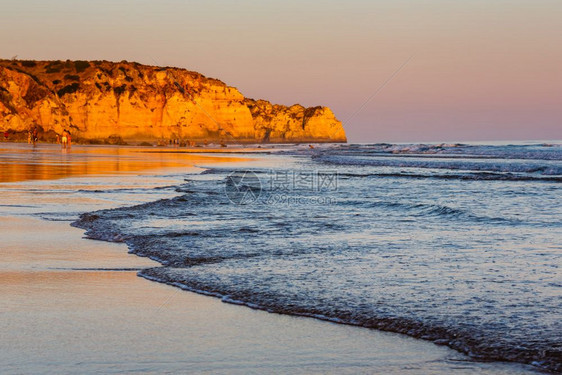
<box><xmin>0</xmin><ymin>144</ymin><xmax>541</xmax><ymax>374</ymax></box>
<box><xmin>1</xmin><ymin>217</ymin><xmax>537</xmax><ymax>375</ymax></box>
<box><xmin>76</xmin><ymin>204</ymin><xmax>556</xmax><ymax>374</ymax></box>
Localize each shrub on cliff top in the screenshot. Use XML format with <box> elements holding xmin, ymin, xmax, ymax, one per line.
<box><xmin>57</xmin><ymin>83</ymin><xmax>80</xmax><ymax>97</ymax></box>
<box><xmin>74</xmin><ymin>60</ymin><xmax>90</xmax><ymax>73</ymax></box>
<box><xmin>64</xmin><ymin>74</ymin><xmax>80</xmax><ymax>81</ymax></box>
<box><xmin>113</xmin><ymin>84</ymin><xmax>127</xmax><ymax>96</ymax></box>
<box><xmin>45</xmin><ymin>60</ymin><xmax>62</xmax><ymax>73</ymax></box>
<box><xmin>21</xmin><ymin>60</ymin><xmax>37</xmax><ymax>67</ymax></box>
<box><xmin>46</xmin><ymin>66</ymin><xmax>62</xmax><ymax>73</ymax></box>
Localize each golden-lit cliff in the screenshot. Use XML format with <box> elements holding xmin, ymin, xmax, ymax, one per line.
<box><xmin>0</xmin><ymin>59</ymin><xmax>346</xmax><ymax>144</ymax></box>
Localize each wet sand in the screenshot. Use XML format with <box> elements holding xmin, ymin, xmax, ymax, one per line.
<box><xmin>0</xmin><ymin>143</ymin><xmax>537</xmax><ymax>374</ymax></box>
<box><xmin>0</xmin><ymin>143</ymin><xmax>250</xmax><ymax>183</ymax></box>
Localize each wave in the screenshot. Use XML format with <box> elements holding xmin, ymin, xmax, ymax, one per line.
<box><xmin>314</xmin><ymin>154</ymin><xmax>562</xmax><ymax>176</ymax></box>
<box><xmin>76</xmin><ymin>185</ymin><xmax>178</xmax><ymax>194</ymax></box>
<box><xmin>357</xmin><ymin>200</ymin><xmax>521</xmax><ymax>224</ymax></box>
<box><xmin>340</xmin><ymin>199</ymin><xmax>561</xmax><ymax>227</ymax></box>
<box><xmin>325</xmin><ymin>143</ymin><xmax>562</xmax><ymax>161</ymax></box>
<box><xmin>337</xmin><ymin>171</ymin><xmax>562</xmax><ymax>182</ymax></box>
<box><xmin>138</xmin><ymin>267</ymin><xmax>562</xmax><ymax>373</ymax></box>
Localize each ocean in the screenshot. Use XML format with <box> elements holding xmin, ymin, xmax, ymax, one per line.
<box><xmin>72</xmin><ymin>143</ymin><xmax>562</xmax><ymax>372</ymax></box>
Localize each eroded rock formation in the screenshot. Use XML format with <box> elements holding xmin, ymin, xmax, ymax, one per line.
<box><xmin>0</xmin><ymin>59</ymin><xmax>346</xmax><ymax>144</ymax></box>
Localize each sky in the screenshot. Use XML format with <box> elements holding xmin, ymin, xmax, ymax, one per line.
<box><xmin>1</xmin><ymin>0</ymin><xmax>561</xmax><ymax>142</ymax></box>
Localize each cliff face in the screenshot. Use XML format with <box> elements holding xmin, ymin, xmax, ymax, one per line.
<box><xmin>0</xmin><ymin>59</ymin><xmax>346</xmax><ymax>144</ymax></box>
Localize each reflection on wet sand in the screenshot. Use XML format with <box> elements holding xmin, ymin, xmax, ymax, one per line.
<box><xmin>0</xmin><ymin>144</ymin><xmax>249</xmax><ymax>183</ymax></box>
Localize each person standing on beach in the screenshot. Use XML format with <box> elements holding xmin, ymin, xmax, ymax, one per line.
<box><xmin>31</xmin><ymin>126</ymin><xmax>38</xmax><ymax>146</ymax></box>
<box><xmin>61</xmin><ymin>130</ymin><xmax>68</xmax><ymax>149</ymax></box>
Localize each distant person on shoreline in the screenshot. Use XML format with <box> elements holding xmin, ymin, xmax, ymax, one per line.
<box><xmin>3</xmin><ymin>130</ymin><xmax>8</xmax><ymax>141</ymax></box>
<box><xmin>61</xmin><ymin>130</ymin><xmax>69</xmax><ymax>149</ymax></box>
<box><xmin>31</xmin><ymin>126</ymin><xmax>38</xmax><ymax>146</ymax></box>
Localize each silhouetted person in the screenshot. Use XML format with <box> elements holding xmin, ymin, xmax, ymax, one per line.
<box><xmin>31</xmin><ymin>126</ymin><xmax>38</xmax><ymax>146</ymax></box>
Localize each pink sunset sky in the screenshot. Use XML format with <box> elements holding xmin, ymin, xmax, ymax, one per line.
<box><xmin>1</xmin><ymin>0</ymin><xmax>561</xmax><ymax>142</ymax></box>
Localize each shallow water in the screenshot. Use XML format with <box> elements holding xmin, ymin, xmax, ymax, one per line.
<box><xmin>0</xmin><ymin>143</ymin><xmax>540</xmax><ymax>375</ymax></box>
<box><xmin>6</xmin><ymin>217</ymin><xmax>502</xmax><ymax>375</ymax></box>
<box><xmin>73</xmin><ymin>142</ymin><xmax>562</xmax><ymax>372</ymax></box>
<box><xmin>0</xmin><ymin>142</ymin><xmax>558</xmax><ymax>373</ymax></box>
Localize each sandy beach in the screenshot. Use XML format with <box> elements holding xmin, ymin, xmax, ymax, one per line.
<box><xmin>0</xmin><ymin>143</ymin><xmax>538</xmax><ymax>374</ymax></box>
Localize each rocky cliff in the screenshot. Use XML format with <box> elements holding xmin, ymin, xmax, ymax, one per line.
<box><xmin>0</xmin><ymin>59</ymin><xmax>346</xmax><ymax>144</ymax></box>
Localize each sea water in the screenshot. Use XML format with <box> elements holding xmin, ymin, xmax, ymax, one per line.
<box><xmin>73</xmin><ymin>143</ymin><xmax>562</xmax><ymax>372</ymax></box>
